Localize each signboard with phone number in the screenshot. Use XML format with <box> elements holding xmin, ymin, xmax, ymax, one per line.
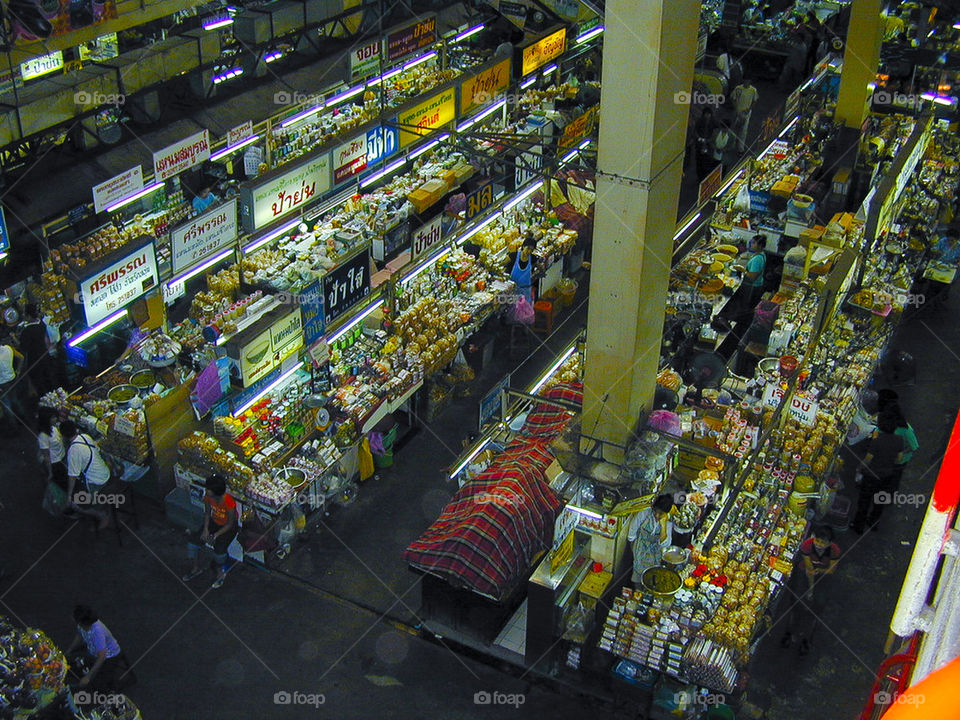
<box><xmin>322</xmin><ymin>249</ymin><xmax>370</xmax><ymax>324</ymax></box>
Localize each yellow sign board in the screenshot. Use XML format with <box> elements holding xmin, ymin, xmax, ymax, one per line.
<box><xmin>609</xmin><ymin>494</ymin><xmax>654</xmax><ymax>517</ymax></box>
<box><xmin>397</xmin><ymin>88</ymin><xmax>456</xmax><ymax>148</ymax></box>
<box><xmin>559</xmin><ymin>105</ymin><xmax>597</xmax><ymax>149</ymax></box>
<box><xmin>460</xmin><ymin>58</ymin><xmax>511</xmax><ymax>114</ymax></box>
<box><xmin>521</xmin><ymin>27</ymin><xmax>567</xmax><ymax>76</ymax></box>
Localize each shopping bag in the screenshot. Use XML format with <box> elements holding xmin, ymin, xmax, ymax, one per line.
<box><xmin>510</xmin><ymin>296</ymin><xmax>535</xmax><ymax>325</ymax></box>
<box><xmin>733</xmin><ymin>184</ymin><xmax>751</xmax><ymax>213</ymax></box>
<box><xmin>42</xmin><ymin>482</ymin><xmax>68</xmax><ymax>516</ymax></box>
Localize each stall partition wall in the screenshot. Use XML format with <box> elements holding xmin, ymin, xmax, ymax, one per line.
<box><xmin>581</xmin><ymin>0</ymin><xmax>699</xmax><ymax>462</ymax></box>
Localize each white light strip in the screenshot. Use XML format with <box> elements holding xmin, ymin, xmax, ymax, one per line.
<box><xmin>404</xmin><ymin>51</ymin><xmax>437</xmax><ymax>70</ymax></box>
<box><xmin>325</xmin><ymin>85</ymin><xmax>365</xmax><ymax>107</ymax></box>
<box><xmin>264</xmin><ymin>51</ymin><xmax>283</xmax><ymax>63</ymax></box>
<box><xmin>209</xmin><ymin>134</ymin><xmax>260</xmax><ymax>161</ymax></box>
<box><xmin>567</xmin><ymin>504</ymin><xmax>603</xmax><ymax>520</ymax></box>
<box><xmin>68</xmin><ymin>309</ymin><xmax>128</xmax><ymax>347</ymax></box>
<box><xmin>456</xmin><ymin>211</ymin><xmax>501</xmax><ymax>245</ymax></box>
<box><xmin>715</xmin><ymin>168</ymin><xmax>744</xmax><ymax>197</ymax></box>
<box><xmin>326</xmin><ymin>301</ymin><xmax>382</xmax><ymax>344</ymax></box>
<box><xmin>520</xmin><ymin>75</ymin><xmax>537</xmax><ymax>89</ymax></box>
<box><xmin>453</xmin><ymin>24</ymin><xmax>484</xmax><ymax>43</ymax></box>
<box><xmin>921</xmin><ymin>92</ymin><xmax>936</xmax><ymax>101</ymax></box>
<box><xmin>673</xmin><ymin>212</ymin><xmax>702</xmax><ymax>241</ymax></box>
<box><xmin>409</xmin><ymin>133</ymin><xmax>450</xmax><ymax>159</ymax></box>
<box><xmin>233</xmin><ymin>362</ymin><xmax>303</xmax><ymax>416</ymax></box>
<box><xmin>456</xmin><ymin>99</ymin><xmax>506</xmax><ymax>132</ymax></box>
<box><xmin>104</xmin><ymin>181</ymin><xmax>164</xmax><ymax>213</ymax></box>
<box><xmin>578</xmin><ymin>139</ymin><xmax>591</xmax><ymax>150</ymax></box>
<box><xmin>359</xmin><ymin>157</ymin><xmax>407</xmax><ymax>188</ymax></box>
<box><xmin>0</xmin><ymin>252</ymin><xmax>7</xmax><ymax>261</ymax></box>
<box><xmin>167</xmin><ymin>247</ymin><xmax>234</xmax><ymax>286</ymax></box>
<box><xmin>280</xmin><ymin>104</ymin><xmax>323</xmax><ymax>128</ymax></box>
<box><xmin>778</xmin><ymin>116</ymin><xmax>800</xmax><ymax>138</ymax></box>
<box><xmin>561</xmin><ymin>148</ymin><xmax>579</xmax><ymax>163</ymax></box>
<box><xmin>203</xmin><ymin>17</ymin><xmax>234</xmax><ymax>30</ymax></box>
<box><xmin>243</xmin><ymin>218</ymin><xmax>301</xmax><ymax>254</ymax></box>
<box><xmin>401</xmin><ymin>248</ymin><xmax>451</xmax><ymax>284</ymax></box>
<box><xmin>212</xmin><ymin>68</ymin><xmax>243</xmax><ymax>84</ymax></box>
<box><xmin>934</xmin><ymin>96</ymin><xmax>955</xmax><ymax>106</ymax></box>
<box><xmin>530</xmin><ymin>344</ymin><xmax>576</xmax><ymax>395</ymax></box>
<box><xmin>541</xmin><ymin>64</ymin><xmax>558</xmax><ymax>76</ymax></box>
<box><xmin>503</xmin><ymin>180</ymin><xmax>542</xmax><ymax>212</ymax></box>
<box><xmin>576</xmin><ymin>26</ymin><xmax>604</xmax><ymax>44</ymax></box>
<box><xmin>450</xmin><ymin>437</ymin><xmax>491</xmax><ymax>478</ymax></box>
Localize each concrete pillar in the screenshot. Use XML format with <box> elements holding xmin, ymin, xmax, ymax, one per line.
<box><xmin>580</xmin><ymin>0</ymin><xmax>699</xmax><ymax>460</ymax></box>
<box><xmin>836</xmin><ymin>0</ymin><xmax>883</xmax><ymax>129</ymax></box>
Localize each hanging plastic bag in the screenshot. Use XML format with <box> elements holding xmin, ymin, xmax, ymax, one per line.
<box><xmin>510</xmin><ymin>295</ymin><xmax>535</xmax><ymax>325</ymax></box>
<box><xmin>733</xmin><ymin>184</ymin><xmax>751</xmax><ymax>213</ymax></box>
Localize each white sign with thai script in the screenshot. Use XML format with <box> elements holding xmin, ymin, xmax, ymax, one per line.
<box><xmin>81</xmin><ymin>242</ymin><xmax>159</xmax><ymax>326</ymax></box>
<box><xmin>152</xmin><ymin>129</ymin><xmax>211</xmax><ymax>181</ymax></box>
<box><xmin>250</xmin><ymin>154</ymin><xmax>330</xmax><ymax>229</ymax></box>
<box><xmin>227</xmin><ymin>121</ymin><xmax>254</xmax><ymax>147</ymax></box>
<box><xmin>170</xmin><ymin>198</ymin><xmax>238</xmax><ymax>274</ymax></box>
<box><xmin>92</xmin><ymin>166</ymin><xmax>144</xmax><ymax>213</ymax></box>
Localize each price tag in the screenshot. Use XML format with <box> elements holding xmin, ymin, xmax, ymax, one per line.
<box><xmin>114</xmin><ymin>415</ymin><xmax>136</xmax><ymax>437</ymax></box>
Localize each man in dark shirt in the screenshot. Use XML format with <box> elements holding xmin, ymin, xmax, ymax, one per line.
<box><xmin>851</xmin><ymin>414</ymin><xmax>905</xmax><ymax>534</ymax></box>
<box><xmin>17</xmin><ymin>304</ymin><xmax>54</xmax><ymax>397</ymax></box>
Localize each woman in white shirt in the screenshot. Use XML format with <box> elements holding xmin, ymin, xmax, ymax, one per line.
<box><xmin>37</xmin><ymin>407</ymin><xmax>67</xmax><ymax>488</ymax></box>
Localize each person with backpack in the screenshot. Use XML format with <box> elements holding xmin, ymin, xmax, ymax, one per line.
<box><xmin>62</xmin><ymin>420</ymin><xmax>112</xmax><ymax>529</ymax></box>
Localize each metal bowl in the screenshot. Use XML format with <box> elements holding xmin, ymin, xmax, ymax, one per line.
<box><xmin>107</xmin><ymin>384</ymin><xmax>138</xmax><ymax>406</ymax></box>
<box><xmin>275</xmin><ymin>467</ymin><xmax>307</xmax><ymax>489</ymax></box>
<box><xmin>662</xmin><ymin>546</ymin><xmax>690</xmax><ymax>570</ymax></box>
<box><xmin>640</xmin><ymin>566</ymin><xmax>682</xmax><ymax>597</ymax></box>
<box><xmin>130</xmin><ymin>369</ymin><xmax>156</xmax><ymax>389</ymax></box>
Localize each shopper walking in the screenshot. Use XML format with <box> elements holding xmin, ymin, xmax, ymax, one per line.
<box><xmin>182</xmin><ymin>474</ymin><xmax>238</xmax><ymax>589</ymax></box>
<box><xmin>62</xmin><ymin>420</ymin><xmax>112</xmax><ymax>529</ymax></box>
<box><xmin>729</xmin><ymin>78</ymin><xmax>758</xmax><ymax>151</ymax></box>
<box><xmin>710</xmin><ymin>124</ymin><xmax>739</xmax><ymax>175</ymax></box>
<box><xmin>850</xmin><ymin>413</ymin><xmax>905</xmax><ymax>534</ymax></box>
<box><xmin>38</xmin><ymin>407</ymin><xmax>67</xmax><ymax>488</ymax></box>
<box><xmin>18</xmin><ymin>304</ymin><xmax>54</xmax><ymax>398</ymax></box>
<box><xmin>877</xmin><ymin>391</ymin><xmax>919</xmax><ymax>487</ymax></box>
<box><xmin>695</xmin><ymin>108</ymin><xmax>717</xmax><ymax>180</ymax></box>
<box><xmin>779</xmin><ymin>525</ymin><xmax>840</xmax><ymax>655</ymax></box>
<box><xmin>627</xmin><ymin>494</ymin><xmax>674</xmax><ymax>584</ymax></box>
<box><xmin>66</xmin><ymin>605</ymin><xmax>127</xmax><ymax>691</ymax></box>
<box><xmin>0</xmin><ymin>334</ymin><xmax>25</xmax><ymax>431</ymax></box>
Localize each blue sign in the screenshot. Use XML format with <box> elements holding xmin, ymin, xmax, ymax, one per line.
<box><xmin>479</xmin><ymin>373</ymin><xmax>510</xmax><ymax>430</ymax></box>
<box><xmin>65</xmin><ymin>344</ymin><xmax>89</xmax><ymax>368</ymax></box>
<box><xmin>300</xmin><ymin>280</ymin><xmax>326</xmax><ymax>346</ymax></box>
<box><xmin>0</xmin><ymin>205</ymin><xmax>8</xmax><ymax>254</ymax></box>
<box><xmin>366</xmin><ymin>125</ymin><xmax>399</xmax><ymax>165</ymax></box>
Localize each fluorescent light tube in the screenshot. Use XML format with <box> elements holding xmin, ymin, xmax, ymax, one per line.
<box><xmin>68</xmin><ymin>309</ymin><xmax>128</xmax><ymax>347</ymax></box>
<box><xmin>104</xmin><ymin>182</ymin><xmax>163</xmax><ymax>213</ymax></box>
<box><xmin>209</xmin><ymin>134</ymin><xmax>260</xmax><ymax>161</ymax></box>
<box><xmin>243</xmin><ymin>218</ymin><xmax>301</xmax><ymax>254</ymax></box>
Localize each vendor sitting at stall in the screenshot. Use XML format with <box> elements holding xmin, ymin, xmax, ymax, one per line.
<box><xmin>627</xmin><ymin>494</ymin><xmax>675</xmax><ymax>585</ymax></box>
<box><xmin>192</xmin><ymin>186</ymin><xmax>219</xmax><ymax>214</ymax></box>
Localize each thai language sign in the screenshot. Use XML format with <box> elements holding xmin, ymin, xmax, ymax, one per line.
<box><xmin>521</xmin><ymin>28</ymin><xmax>566</xmax><ymax>76</ymax></box>
<box><xmin>80</xmin><ymin>240</ymin><xmax>158</xmax><ymax>326</ymax></box>
<box><xmin>386</xmin><ymin>17</ymin><xmax>436</xmax><ymax>61</ymax></box>
<box><xmin>460</xmin><ymin>58</ymin><xmax>511</xmax><ymax>114</ymax></box>
<box><xmin>333</xmin><ymin>136</ymin><xmax>368</xmax><ymax>184</ymax></box>
<box><xmin>247</xmin><ymin>153</ymin><xmax>331</xmax><ymax>230</ymax></box>
<box><xmin>153</xmin><ymin>130</ymin><xmax>211</xmax><ymax>181</ymax></box>
<box><xmin>397</xmin><ymin>88</ymin><xmax>455</xmax><ymax>148</ymax></box>
<box><xmin>170</xmin><ymin>198</ymin><xmax>238</xmax><ymax>274</ymax></box>
<box><xmin>92</xmin><ymin>166</ymin><xmax>143</xmax><ymax>213</ymax></box>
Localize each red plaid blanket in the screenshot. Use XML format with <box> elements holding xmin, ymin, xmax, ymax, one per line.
<box><xmin>403</xmin><ymin>383</ymin><xmax>582</xmax><ymax>600</ymax></box>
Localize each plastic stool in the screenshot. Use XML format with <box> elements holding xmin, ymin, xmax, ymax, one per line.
<box><xmin>533</xmin><ymin>300</ymin><xmax>555</xmax><ymax>336</ymax></box>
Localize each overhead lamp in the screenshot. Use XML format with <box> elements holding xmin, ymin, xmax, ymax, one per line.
<box><xmin>449</xmin><ymin>437</ymin><xmax>491</xmax><ymax>478</ymax></box>
<box><xmin>104</xmin><ymin>181</ymin><xmax>163</xmax><ymax>213</ymax></box>
<box><xmin>503</xmin><ymin>181</ymin><xmax>542</xmax><ymax>212</ymax></box>
<box><xmin>359</xmin><ymin>157</ymin><xmax>407</xmax><ymax>188</ymax></box>
<box><xmin>0</xmin><ymin>252</ymin><xmax>6</xmax><ymax>261</ymax></box>
<box><xmin>530</xmin><ymin>344</ymin><xmax>576</xmax><ymax>394</ymax></box>
<box><xmin>403</xmin><ymin>51</ymin><xmax>437</xmax><ymax>71</ymax></box>
<box><xmin>243</xmin><ymin>218</ymin><xmax>301</xmax><ymax>254</ymax></box>
<box><xmin>401</xmin><ymin>248</ymin><xmax>450</xmax><ymax>285</ymax></box>
<box><xmin>575</xmin><ymin>26</ymin><xmax>604</xmax><ymax>44</ymax></box>
<box><xmin>778</xmin><ymin>116</ymin><xmax>799</xmax><ymax>138</ymax></box>
<box><xmin>233</xmin><ymin>362</ymin><xmax>303</xmax><ymax>416</ymax></box>
<box><xmin>203</xmin><ymin>16</ymin><xmax>234</xmax><ymax>31</ymax></box>
<box><xmin>68</xmin><ymin>309</ymin><xmax>128</xmax><ymax>347</ymax></box>
<box><xmin>212</xmin><ymin>67</ymin><xmax>243</xmax><ymax>84</ymax></box>
<box><xmin>673</xmin><ymin>212</ymin><xmax>702</xmax><ymax>241</ymax></box>
<box><xmin>167</xmin><ymin>247</ymin><xmax>234</xmax><ymax>287</ymax></box>
<box><xmin>264</xmin><ymin>50</ymin><xmax>284</xmax><ymax>63</ymax></box>
<box><xmin>280</xmin><ymin>104</ymin><xmax>323</xmax><ymax>128</ymax></box>
<box><xmin>325</xmin><ymin>85</ymin><xmax>365</xmax><ymax>107</ymax></box>
<box><xmin>326</xmin><ymin>301</ymin><xmax>382</xmax><ymax>344</ymax></box>
<box><xmin>520</xmin><ymin>75</ymin><xmax>537</xmax><ymax>89</ymax></box>
<box><xmin>452</xmin><ymin>24</ymin><xmax>484</xmax><ymax>43</ymax></box>
<box><xmin>409</xmin><ymin>133</ymin><xmax>450</xmax><ymax>159</ymax></box>
<box><xmin>456</xmin><ymin>99</ymin><xmax>506</xmax><ymax>131</ymax></box>
<box><xmin>541</xmin><ymin>64</ymin><xmax>557</xmax><ymax>76</ymax></box>
<box><xmin>209</xmin><ymin>134</ymin><xmax>260</xmax><ymax>161</ymax></box>
<box><xmin>456</xmin><ymin>211</ymin><xmax>501</xmax><ymax>245</ymax></box>
<box><xmin>567</xmin><ymin>504</ymin><xmax>603</xmax><ymax>520</ymax></box>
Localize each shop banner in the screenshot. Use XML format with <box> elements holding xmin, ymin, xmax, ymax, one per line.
<box><xmin>386</xmin><ymin>16</ymin><xmax>436</xmax><ymax>62</ymax></box>
<box><xmin>170</xmin><ymin>198</ymin><xmax>238</xmax><ymax>274</ymax></box>
<box><xmin>350</xmin><ymin>40</ymin><xmax>382</xmax><ymax>81</ymax></box>
<box><xmin>236</xmin><ymin>307</ymin><xmax>304</xmax><ymax>387</ymax></box>
<box><xmin>322</xmin><ymin>249</ymin><xmax>370</xmax><ymax>324</ymax></box>
<box><xmin>80</xmin><ymin>239</ymin><xmax>159</xmax><ymax>326</ymax></box>
<box><xmin>300</xmin><ymin>280</ymin><xmax>326</xmax><ymax>346</ymax></box>
<box><xmin>92</xmin><ymin>166</ymin><xmax>144</xmax><ymax>214</ymax></box>
<box><xmin>465</xmin><ymin>179</ymin><xmax>494</xmax><ymax>221</ymax></box>
<box><xmin>10</xmin><ymin>0</ymin><xmax>117</xmax><ymax>46</ymax></box>
<box><xmin>397</xmin><ymin>88</ymin><xmax>456</xmax><ymax>148</ymax></box>
<box><xmin>366</xmin><ymin>125</ymin><xmax>399</xmax><ymax>165</ymax></box>
<box><xmin>521</xmin><ymin>28</ymin><xmax>566</xmax><ymax>76</ymax></box>
<box><xmin>411</xmin><ymin>215</ymin><xmax>443</xmax><ymax>260</ymax></box>
<box><xmin>559</xmin><ymin>106</ymin><xmax>597</xmax><ymax>150</ymax></box>
<box><xmin>697</xmin><ymin>164</ymin><xmax>723</xmax><ymax>206</ymax></box>
<box><xmin>20</xmin><ymin>51</ymin><xmax>64</xmax><ymax>80</ymax></box>
<box><xmin>227</xmin><ymin>121</ymin><xmax>254</xmax><ymax>147</ymax></box>
<box><xmin>460</xmin><ymin>58</ymin><xmax>511</xmax><ymax>114</ymax></box>
<box><xmin>153</xmin><ymin>130</ymin><xmax>211</xmax><ymax>181</ymax></box>
<box><xmin>333</xmin><ymin>135</ymin><xmax>368</xmax><ymax>185</ymax></box>
<box><xmin>244</xmin><ymin>153</ymin><xmax>331</xmax><ymax>230</ymax></box>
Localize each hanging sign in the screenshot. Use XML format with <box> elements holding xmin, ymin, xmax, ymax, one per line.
<box><xmin>411</xmin><ymin>215</ymin><xmax>444</xmax><ymax>260</ymax></box>
<box><xmin>92</xmin><ymin>166</ymin><xmax>143</xmax><ymax>214</ymax></box>
<box><xmin>386</xmin><ymin>16</ymin><xmax>437</xmax><ymax>61</ymax></box>
<box><xmin>244</xmin><ymin>145</ymin><xmax>264</xmax><ymax>176</ymax></box>
<box><xmin>559</xmin><ymin>106</ymin><xmax>597</xmax><ymax>149</ymax></box>
<box><xmin>460</xmin><ymin>58</ymin><xmax>511</xmax><ymax>114</ymax></box>
<box><xmin>227</xmin><ymin>120</ymin><xmax>254</xmax><ymax>146</ymax></box>
<box><xmin>153</xmin><ymin>129</ymin><xmax>210</xmax><ymax>181</ymax></box>
<box><xmin>322</xmin><ymin>249</ymin><xmax>370</xmax><ymax>324</ymax></box>
<box><xmin>20</xmin><ymin>51</ymin><xmax>64</xmax><ymax>80</ymax></box>
<box><xmin>521</xmin><ymin>28</ymin><xmax>566</xmax><ymax>76</ymax></box>
<box><xmin>333</xmin><ymin>135</ymin><xmax>368</xmax><ymax>184</ymax></box>
<box><xmin>231</xmin><ymin>307</ymin><xmax>304</xmax><ymax>387</ymax></box>
<box><xmin>397</xmin><ymin>88</ymin><xmax>456</xmax><ymax>148</ymax></box>
<box><xmin>170</xmin><ymin>198</ymin><xmax>238</xmax><ymax>274</ymax></box>
<box><xmin>299</xmin><ymin>280</ymin><xmax>326</xmax><ymax>346</ymax></box>
<box><xmin>244</xmin><ymin>153</ymin><xmax>331</xmax><ymax>230</ymax></box>
<box><xmin>762</xmin><ymin>384</ymin><xmax>819</xmax><ymax>427</ymax></box>
<box><xmin>366</xmin><ymin>125</ymin><xmax>399</xmax><ymax>165</ymax></box>
<box><xmin>79</xmin><ymin>239</ymin><xmax>159</xmax><ymax>326</ymax></box>
<box><xmin>465</xmin><ymin>179</ymin><xmax>494</xmax><ymax>221</ymax></box>
<box><xmin>351</xmin><ymin>40</ymin><xmax>382</xmax><ymax>80</ymax></box>
<box><xmin>697</xmin><ymin>164</ymin><xmax>723</xmax><ymax>207</ymax></box>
